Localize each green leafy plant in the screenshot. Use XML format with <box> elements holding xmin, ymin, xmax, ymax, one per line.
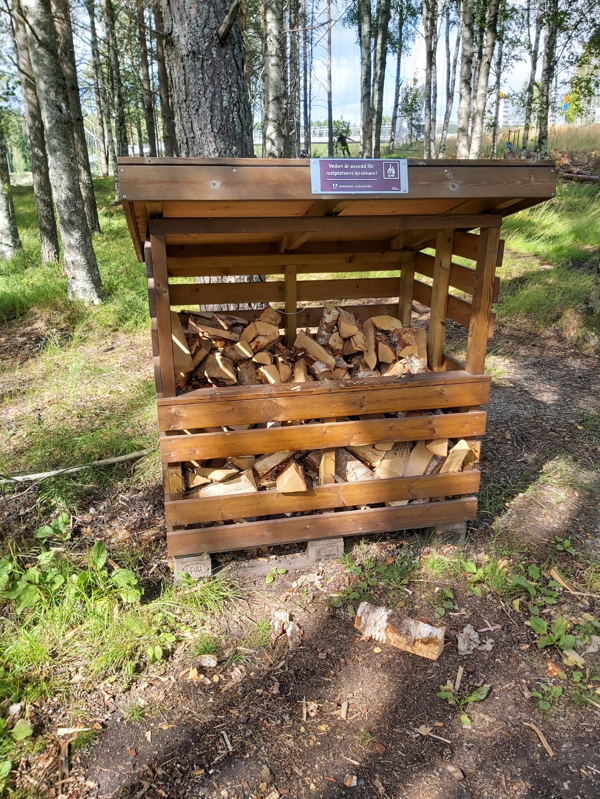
<box><xmin>265</xmin><ymin>567</ymin><xmax>286</xmax><ymax>584</ymax></box>
<box><xmin>34</xmin><ymin>512</ymin><xmax>71</xmax><ymax>542</ymax></box>
<box><xmin>0</xmin><ymin>717</ymin><xmax>33</xmax><ymax>793</ymax></box>
<box><xmin>437</xmin><ymin>681</ymin><xmax>491</xmax><ymax>726</ymax></box>
<box><xmin>530</xmin><ymin>682</ymin><xmax>563</xmax><ymax>711</ymax></box>
<box><xmin>529</xmin><ymin>615</ymin><xmax>576</xmax><ymax>651</ymax></box>
<box><xmin>555</xmin><ymin>536</ymin><xmax>576</xmax><ymax>556</ymax></box>
<box><xmin>434</xmin><ymin>588</ymin><xmax>455</xmax><ymax>618</ymax></box>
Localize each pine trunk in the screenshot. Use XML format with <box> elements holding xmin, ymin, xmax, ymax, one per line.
<box><xmin>456</xmin><ymin>0</ymin><xmax>474</xmax><ymax>158</ymax></box>
<box><xmin>535</xmin><ymin>0</ymin><xmax>558</xmax><ymax>161</ymax></box>
<box><xmin>263</xmin><ymin>0</ymin><xmax>286</xmax><ymax>157</ymax></box>
<box><xmin>521</xmin><ymin>0</ymin><xmax>541</xmax><ymax>159</ymax></box>
<box><xmin>153</xmin><ymin>0</ymin><xmax>177</xmax><ymax>157</ymax></box>
<box><xmin>439</xmin><ymin>9</ymin><xmax>460</xmax><ymax>158</ymax></box>
<box><xmin>52</xmin><ymin>0</ymin><xmax>101</xmax><ymax>233</ymax></box>
<box><xmin>371</xmin><ymin>0</ymin><xmax>392</xmax><ymax>158</ymax></box>
<box><xmin>327</xmin><ymin>0</ymin><xmax>333</xmax><ymax>157</ymax></box>
<box><xmin>87</xmin><ymin>0</ymin><xmax>109</xmax><ymax>177</ymax></box>
<box><xmin>18</xmin><ymin>0</ymin><xmax>103</xmax><ymax>303</ymax></box>
<box><xmin>11</xmin><ymin>0</ymin><xmax>59</xmax><ymax>263</ymax></box>
<box><xmin>469</xmin><ymin>0</ymin><xmax>500</xmax><ymax>159</ymax></box>
<box><xmin>387</xmin><ymin>0</ymin><xmax>404</xmax><ymax>154</ymax></box>
<box><xmin>302</xmin><ymin>0</ymin><xmax>310</xmax><ymax>153</ymax></box>
<box><xmin>136</xmin><ymin>0</ymin><xmax>157</xmax><ymax>157</ymax></box>
<box><xmin>103</xmin><ymin>0</ymin><xmax>128</xmax><ymax>156</ymax></box>
<box><xmin>0</xmin><ymin>107</ymin><xmax>22</xmax><ymax>260</ymax></box>
<box><xmin>358</xmin><ymin>0</ymin><xmax>372</xmax><ymax>157</ymax></box>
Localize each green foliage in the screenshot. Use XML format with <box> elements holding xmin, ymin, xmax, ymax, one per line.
<box><xmin>265</xmin><ymin>567</ymin><xmax>286</xmax><ymax>584</ymax></box>
<box><xmin>554</xmin><ymin>537</ymin><xmax>576</xmax><ymax>556</ymax></box>
<box><xmin>399</xmin><ymin>79</ymin><xmax>425</xmax><ymax>143</ymax></box>
<box><xmin>334</xmin><ymin>550</ymin><xmax>417</xmax><ymax>615</ymax></box>
<box><xmin>437</xmin><ymin>681</ymin><xmax>491</xmax><ymax>726</ymax></box>
<box><xmin>0</xmin><ymin>716</ymin><xmax>33</xmax><ymax>794</ymax></box>
<box><xmin>529</xmin><ymin>615</ymin><xmax>576</xmax><ymax>651</ymax></box>
<box><xmin>434</xmin><ymin>588</ymin><xmax>455</xmax><ymax>618</ymax></box>
<box><xmin>530</xmin><ymin>683</ymin><xmax>563</xmax><ymax>711</ymax></box>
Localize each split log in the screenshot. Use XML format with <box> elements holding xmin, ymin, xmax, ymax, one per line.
<box><xmin>254</xmin><ymin>450</ymin><xmax>297</xmax><ymax>477</ymax></box>
<box><xmin>294</xmin><ymin>330</ymin><xmax>336</xmax><ymax>369</ymax></box>
<box><xmin>276</xmin><ymin>356</ymin><xmax>292</xmax><ymax>382</ymax></box>
<box><xmin>253</xmin><ymin>351</ymin><xmax>272</xmax><ymax>365</ymax></box>
<box><xmin>399</xmin><ymin>345</ymin><xmax>418</xmax><ymax>357</ymax></box>
<box><xmin>187</xmin><ymin>471</ymin><xmax>210</xmax><ymax>489</ymax></box>
<box><xmin>194</xmin><ymin>467</ymin><xmax>239</xmax><ymax>482</ymax></box>
<box><xmin>203</xmin><ymin>353</ymin><xmax>237</xmax><ymax>385</ymax></box>
<box><xmin>229</xmin><ymin>455</ymin><xmax>256</xmax><ymax>470</ymax></box>
<box><xmin>237</xmin><ymin>360</ymin><xmax>259</xmax><ymax>385</ymax></box>
<box><xmin>377</xmin><ymin>340</ymin><xmax>397</xmax><ymax>364</ymax></box>
<box><xmin>171</xmin><ymin>311</ymin><xmax>194</xmax><ymax>388</ymax></box>
<box><xmin>197</xmin><ymin>470</ymin><xmax>257</xmax><ymax>497</ymax></box>
<box><xmin>363</xmin><ymin>318</ymin><xmax>377</xmax><ymax>370</ymax></box>
<box><xmin>251</xmin><ymin>329</ymin><xmax>279</xmax><ymax>352</ymax></box>
<box><xmin>258</xmin><ymin>364</ymin><xmax>282</xmax><ymax>385</ymax></box>
<box><xmin>294</xmin><ymin>358</ymin><xmax>308</xmax><ymax>382</ymax></box>
<box><xmin>342</xmin><ymin>332</ymin><xmax>367</xmax><ymax>357</ymax></box>
<box><xmin>191</xmin><ymin>337</ymin><xmax>211</xmax><ymax>369</ymax></box>
<box><xmin>406</xmin><ymin>354</ymin><xmax>428</xmax><ymax>374</ymax></box>
<box><xmin>382</xmin><ymin>360</ymin><xmax>409</xmax><ymax>378</ymax></box>
<box><xmin>189</xmin><ymin>319</ymin><xmax>240</xmax><ymax>342</ymax></box>
<box><xmin>316</xmin><ymin>303</ymin><xmax>340</xmax><ymax>345</ymax></box>
<box><xmin>440</xmin><ymin>439</ymin><xmax>471</xmax><ymax>473</ymax></box>
<box><xmin>276</xmin><ymin>460</ymin><xmax>308</xmax><ymax>493</ymax></box>
<box><xmin>375</xmin><ymin>442</ymin><xmax>411</xmax><ymax>479</ymax></box>
<box><xmin>426</xmin><ymin>439</ymin><xmax>448</xmax><ymax>458</ymax></box>
<box><xmin>234</xmin><ymin>340</ymin><xmax>254</xmax><ymax>359</ymax></box>
<box><xmin>336</xmin><ymin>449</ymin><xmax>379</xmax><ymax>482</ymax></box>
<box><xmin>338</xmin><ymin>307</ymin><xmax>359</xmax><ymax>339</ymax></box>
<box><xmin>347</xmin><ymin>444</ymin><xmax>384</xmax><ymax>468</ymax></box>
<box><xmin>386</xmin><ymin>441</ymin><xmax>434</xmax><ymax>507</ymax></box>
<box><xmin>328</xmin><ymin>331</ymin><xmax>344</xmax><ymax>353</ymax></box>
<box><xmin>371</xmin><ymin>315</ymin><xmax>404</xmax><ymax>332</ymax></box>
<box><xmin>319</xmin><ymin>450</ymin><xmax>336</xmax><ymax>485</ymax></box>
<box><xmin>355</xmin><ymin>602</ymin><xmax>444</xmax><ymax>660</ymax></box>
<box><xmin>258</xmin><ymin>305</ymin><xmax>282</xmax><ymax>326</ymax></box>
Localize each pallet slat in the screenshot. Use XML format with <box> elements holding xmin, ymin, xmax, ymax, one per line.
<box><xmin>165</xmin><ymin>470</ymin><xmax>480</xmax><ymax>525</ymax></box>
<box><xmin>160</xmin><ymin>411</ymin><xmax>487</xmax><ymax>461</ymax></box>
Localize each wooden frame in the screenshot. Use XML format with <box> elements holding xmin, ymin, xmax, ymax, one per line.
<box><xmin>121</xmin><ymin>157</ymin><xmax>555</xmax><ymax>557</ymax></box>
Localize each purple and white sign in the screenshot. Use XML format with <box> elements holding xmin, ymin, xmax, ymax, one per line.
<box><xmin>310</xmin><ymin>158</ymin><xmax>409</xmax><ymax>195</ymax></box>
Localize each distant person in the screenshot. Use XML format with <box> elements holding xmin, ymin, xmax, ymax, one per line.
<box><xmin>337</xmin><ymin>132</ymin><xmax>354</xmax><ymax>157</ymax></box>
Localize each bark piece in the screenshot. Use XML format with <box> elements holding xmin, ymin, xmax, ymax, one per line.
<box><xmin>203</xmin><ymin>353</ymin><xmax>237</xmax><ymax>385</ymax></box>
<box><xmin>276</xmin><ymin>460</ymin><xmax>308</xmax><ymax>493</ymax></box>
<box><xmin>319</xmin><ymin>450</ymin><xmax>336</xmax><ymax>485</ymax></box>
<box><xmin>355</xmin><ymin>602</ymin><xmax>444</xmax><ymax>660</ymax></box>
<box><xmin>258</xmin><ymin>365</ymin><xmax>281</xmax><ymax>385</ymax></box>
<box><xmin>338</xmin><ymin>307</ymin><xmax>359</xmax><ymax>339</ymax></box>
<box><xmin>171</xmin><ymin>311</ymin><xmax>193</xmax><ymax>387</ymax></box>
<box><xmin>371</xmin><ymin>315</ymin><xmax>403</xmax><ymax>331</ymax></box>
<box><xmin>294</xmin><ymin>330</ymin><xmax>336</xmax><ymax>369</ymax></box>
<box><xmin>237</xmin><ymin>360</ymin><xmax>259</xmax><ymax>386</ymax></box>
<box><xmin>440</xmin><ymin>439</ymin><xmax>471</xmax><ymax>473</ymax></box>
<box><xmin>375</xmin><ymin>442</ymin><xmax>411</xmax><ymax>479</ymax></box>
<box><xmin>316</xmin><ymin>303</ymin><xmax>340</xmax><ymax>345</ymax></box>
<box><xmin>258</xmin><ymin>305</ymin><xmax>282</xmax><ymax>326</ymax></box>
<box><xmin>426</xmin><ymin>439</ymin><xmax>449</xmax><ymax>458</ymax></box>
<box><xmin>363</xmin><ymin>318</ymin><xmax>377</xmax><ymax>370</ymax></box>
<box><xmin>254</xmin><ymin>451</ymin><xmax>297</xmax><ymax>477</ymax></box>
<box><xmin>406</xmin><ymin>354</ymin><xmax>428</xmax><ymax>375</ymax></box>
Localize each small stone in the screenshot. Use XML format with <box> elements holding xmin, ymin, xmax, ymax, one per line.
<box><xmin>198</xmin><ymin>654</ymin><xmax>218</xmax><ymax>669</ymax></box>
<box><xmin>260</xmin><ymin>765</ymin><xmax>273</xmax><ymax>785</ymax></box>
<box><xmin>446</xmin><ymin>764</ymin><xmax>464</xmax><ymax>781</ymax></box>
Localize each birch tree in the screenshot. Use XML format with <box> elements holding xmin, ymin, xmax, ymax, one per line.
<box><xmin>11</xmin><ymin>0</ymin><xmax>59</xmax><ymax>263</ymax></box>
<box><xmin>388</xmin><ymin>0</ymin><xmax>405</xmax><ymax>153</ymax></box>
<box><xmin>456</xmin><ymin>0</ymin><xmax>474</xmax><ymax>157</ymax></box>
<box><xmin>521</xmin><ymin>0</ymin><xmax>542</xmax><ymax>158</ymax></box>
<box><xmin>372</xmin><ymin>0</ymin><xmax>392</xmax><ymax>157</ymax></box>
<box><xmin>534</xmin><ymin>0</ymin><xmax>559</xmax><ymax>160</ymax></box>
<box><xmin>469</xmin><ymin>0</ymin><xmax>500</xmax><ymax>158</ymax></box>
<box><xmin>439</xmin><ymin>2</ymin><xmax>460</xmax><ymax>157</ymax></box>
<box><xmin>358</xmin><ymin>0</ymin><xmax>373</xmax><ymax>156</ymax></box>
<box><xmin>17</xmin><ymin>0</ymin><xmax>103</xmax><ymax>302</ymax></box>
<box><xmin>0</xmin><ymin>108</ymin><xmax>21</xmax><ymax>260</ymax></box>
<box><xmin>263</xmin><ymin>0</ymin><xmax>286</xmax><ymax>157</ymax></box>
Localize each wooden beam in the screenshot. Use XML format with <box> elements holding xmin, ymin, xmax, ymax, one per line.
<box><xmin>278</xmin><ymin>232</ymin><xmax>311</xmax><ymax>253</ymax></box>
<box><xmin>398</xmin><ymin>256</ymin><xmax>415</xmax><ymax>325</ymax></box>
<box><xmin>465</xmin><ymin>227</ymin><xmax>501</xmax><ymax>375</ymax></box>
<box><xmin>284</xmin><ymin>264</ymin><xmax>297</xmax><ymax>348</ymax></box>
<box><xmin>150</xmin><ymin>233</ymin><xmax>176</xmax><ymax>397</ymax></box>
<box><xmin>427</xmin><ymin>230</ymin><xmax>454</xmax><ymax>372</ymax></box>
<box><xmin>165</xmin><ymin>471</ymin><xmax>480</xmax><ymax>525</ymax></box>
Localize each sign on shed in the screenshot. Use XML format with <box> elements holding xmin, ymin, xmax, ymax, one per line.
<box><xmin>310</xmin><ymin>158</ymin><xmax>409</xmax><ymax>194</ymax></box>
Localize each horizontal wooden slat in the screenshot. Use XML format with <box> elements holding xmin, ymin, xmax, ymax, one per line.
<box><xmin>167</xmin><ymin>240</ymin><xmax>398</xmax><ymax>260</ymax></box>
<box><xmin>160</xmin><ymin>411</ymin><xmax>487</xmax><ymax>461</ymax></box>
<box><xmin>421</xmin><ymin>231</ymin><xmax>505</xmax><ymax>267</ymax></box>
<box><xmin>149</xmin><ymin>214</ymin><xmax>503</xmax><ymax>237</ymax></box>
<box><xmin>157</xmin><ymin>372</ymin><xmax>491</xmax><ymax>429</ymax></box>
<box><xmin>169</xmin><ymin>281</ymin><xmax>284</xmax><ymax>306</ymax></box>
<box><xmin>297</xmin><ymin>277</ymin><xmax>399</xmax><ymax>302</ymax></box>
<box><xmin>165</xmin><ymin>470</ymin><xmax>480</xmax><ymax>525</ymax></box>
<box><xmin>415</xmin><ymin>252</ymin><xmax>500</xmax><ymax>303</ymax></box>
<box><xmin>168</xmin><ymin>496</ymin><xmax>478</xmax><ymax>555</ymax></box>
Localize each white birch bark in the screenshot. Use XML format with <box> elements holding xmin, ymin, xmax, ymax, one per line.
<box><xmin>439</xmin><ymin>7</ymin><xmax>460</xmax><ymax>158</ymax></box>
<box><xmin>469</xmin><ymin>0</ymin><xmax>500</xmax><ymax>159</ymax></box>
<box><xmin>535</xmin><ymin>0</ymin><xmax>558</xmax><ymax>161</ymax></box>
<box><xmin>358</xmin><ymin>0</ymin><xmax>373</xmax><ymax>157</ymax></box>
<box><xmin>422</xmin><ymin>0</ymin><xmax>433</xmax><ymax>158</ymax></box>
<box><xmin>456</xmin><ymin>0</ymin><xmax>474</xmax><ymax>158</ymax></box>
<box><xmin>388</xmin><ymin>0</ymin><xmax>405</xmax><ymax>154</ymax></box>
<box><xmin>264</xmin><ymin>0</ymin><xmax>285</xmax><ymax>157</ymax></box>
<box><xmin>0</xmin><ymin>107</ymin><xmax>21</xmax><ymax>260</ymax></box>
<box><xmin>521</xmin><ymin>0</ymin><xmax>542</xmax><ymax>159</ymax></box>
<box><xmin>372</xmin><ymin>0</ymin><xmax>392</xmax><ymax>158</ymax></box>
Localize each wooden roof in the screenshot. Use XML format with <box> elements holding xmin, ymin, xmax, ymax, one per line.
<box><xmin>119</xmin><ymin>157</ymin><xmax>556</xmax><ymax>261</ymax></box>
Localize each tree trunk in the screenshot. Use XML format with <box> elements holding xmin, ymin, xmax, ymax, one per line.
<box><xmin>302</xmin><ymin>0</ymin><xmax>310</xmax><ymax>153</ymax></box>
<box><xmin>86</xmin><ymin>0</ymin><xmax>108</xmax><ymax>177</ymax></box>
<box><xmin>422</xmin><ymin>0</ymin><xmax>433</xmax><ymax>158</ymax></box>
<box><xmin>263</xmin><ymin>0</ymin><xmax>286</xmax><ymax>157</ymax></box>
<box><xmin>85</xmin><ymin>0</ymin><xmax>118</xmax><ymax>201</ymax></box>
<box><xmin>371</xmin><ymin>0</ymin><xmax>392</xmax><ymax>158</ymax></box>
<box><xmin>103</xmin><ymin>0</ymin><xmax>128</xmax><ymax>157</ymax></box>
<box><xmin>52</xmin><ymin>0</ymin><xmax>101</xmax><ymax>233</ymax></box>
<box><xmin>326</xmin><ymin>0</ymin><xmax>333</xmax><ymax>156</ymax></box>
<box><xmin>388</xmin><ymin>0</ymin><xmax>404</xmax><ymax>154</ymax></box>
<box><xmin>0</xmin><ymin>107</ymin><xmax>22</xmax><ymax>260</ymax></box>
<box><xmin>289</xmin><ymin>0</ymin><xmax>301</xmax><ymax>157</ymax></box>
<box><xmin>11</xmin><ymin>0</ymin><xmax>59</xmax><ymax>263</ymax></box>
<box><xmin>18</xmin><ymin>0</ymin><xmax>102</xmax><ymax>303</ymax></box>
<box><xmin>153</xmin><ymin>0</ymin><xmax>177</xmax><ymax>157</ymax></box>
<box><xmin>136</xmin><ymin>0</ymin><xmax>157</xmax><ymax>157</ymax></box>
<box><xmin>429</xmin><ymin>0</ymin><xmax>438</xmax><ymax>157</ymax></box>
<box><xmin>456</xmin><ymin>0</ymin><xmax>474</xmax><ymax>158</ymax></box>
<box><xmin>535</xmin><ymin>0</ymin><xmax>558</xmax><ymax>161</ymax></box>
<box><xmin>490</xmin><ymin>33</ymin><xmax>504</xmax><ymax>158</ymax></box>
<box><xmin>469</xmin><ymin>0</ymin><xmax>500</xmax><ymax>159</ymax></box>
<box><xmin>521</xmin><ymin>0</ymin><xmax>542</xmax><ymax>159</ymax></box>
<box><xmin>439</xmin><ymin>7</ymin><xmax>460</xmax><ymax>158</ymax></box>
<box><xmin>358</xmin><ymin>0</ymin><xmax>372</xmax><ymax>157</ymax></box>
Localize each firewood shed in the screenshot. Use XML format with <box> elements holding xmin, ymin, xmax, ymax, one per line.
<box><xmin>119</xmin><ymin>156</ymin><xmax>556</xmax><ymax>574</ymax></box>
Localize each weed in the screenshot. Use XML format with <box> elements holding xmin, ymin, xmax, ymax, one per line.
<box><xmin>0</xmin><ymin>717</ymin><xmax>33</xmax><ymax>793</ymax></box>
<box><xmin>437</xmin><ymin>681</ymin><xmax>491</xmax><ymax>727</ymax></box>
<box><xmin>243</xmin><ymin>618</ymin><xmax>271</xmax><ymax>649</ymax></box>
<box><xmin>460</xmin><ymin>558</ymin><xmax>512</xmax><ymax>597</ymax></box>
<box><xmin>359</xmin><ymin>729</ymin><xmax>375</xmax><ymax>747</ymax></box>
<box><xmin>554</xmin><ymin>537</ymin><xmax>576</xmax><ymax>556</ymax></box>
<box><xmin>419</xmin><ymin>552</ymin><xmax>461</xmax><ymax>580</ymax></box>
<box><xmin>191</xmin><ymin>634</ymin><xmax>222</xmax><ymax>658</ymax></box>
<box><xmin>530</xmin><ymin>682</ymin><xmax>563</xmax><ymax>711</ymax></box>
<box><xmin>71</xmin><ymin>730</ymin><xmax>98</xmax><ymax>751</ymax></box>
<box><xmin>433</xmin><ymin>588</ymin><xmax>455</xmax><ymax>619</ymax></box>
<box><xmin>528</xmin><ymin>615</ymin><xmax>576</xmax><ymax>651</ymax></box>
<box><xmin>265</xmin><ymin>567</ymin><xmax>286</xmax><ymax>584</ymax></box>
<box><xmin>124</xmin><ymin>702</ymin><xmax>148</xmax><ymax>723</ymax></box>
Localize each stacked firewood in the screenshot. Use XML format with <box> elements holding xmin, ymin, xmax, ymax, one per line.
<box><xmin>170</xmin><ymin>303</ymin><xmax>430</xmax><ymax>392</ymax></box>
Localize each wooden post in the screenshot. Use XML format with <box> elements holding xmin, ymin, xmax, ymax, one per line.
<box><xmin>398</xmin><ymin>254</ymin><xmax>415</xmax><ymax>325</ymax></box>
<box><xmin>150</xmin><ymin>232</ymin><xmax>177</xmax><ymax>397</ymax></box>
<box><xmin>465</xmin><ymin>227</ymin><xmax>501</xmax><ymax>375</ymax></box>
<box><xmin>284</xmin><ymin>263</ymin><xmax>298</xmax><ymax>348</ymax></box>
<box><xmin>427</xmin><ymin>230</ymin><xmax>454</xmax><ymax>372</ymax></box>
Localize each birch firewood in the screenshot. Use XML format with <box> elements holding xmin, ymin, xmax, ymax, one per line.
<box><xmin>355</xmin><ymin>602</ymin><xmax>444</xmax><ymax>660</ymax></box>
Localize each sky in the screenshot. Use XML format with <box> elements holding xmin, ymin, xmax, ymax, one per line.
<box><xmin>309</xmin><ymin>10</ymin><xmax>533</xmax><ymax>127</ymax></box>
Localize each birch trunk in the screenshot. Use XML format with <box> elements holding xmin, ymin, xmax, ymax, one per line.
<box><xmin>429</xmin><ymin>0</ymin><xmax>438</xmax><ymax>157</ymax></box>
<box><xmin>521</xmin><ymin>0</ymin><xmax>542</xmax><ymax>159</ymax></box>
<box><xmin>136</xmin><ymin>0</ymin><xmax>157</xmax><ymax>157</ymax></box>
<box><xmin>87</xmin><ymin>0</ymin><xmax>108</xmax><ymax>177</ymax></box>
<box><xmin>535</xmin><ymin>0</ymin><xmax>558</xmax><ymax>161</ymax></box>
<box><xmin>85</xmin><ymin>0</ymin><xmax>118</xmax><ymax>201</ymax></box>
<box><xmin>439</xmin><ymin>7</ymin><xmax>460</xmax><ymax>158</ymax></box>
<box><xmin>388</xmin><ymin>0</ymin><xmax>404</xmax><ymax>154</ymax></box>
<box><xmin>469</xmin><ymin>0</ymin><xmax>500</xmax><ymax>159</ymax></box>
<box><xmin>11</xmin><ymin>0</ymin><xmax>59</xmax><ymax>263</ymax></box>
<box><xmin>103</xmin><ymin>0</ymin><xmax>128</xmax><ymax>156</ymax></box>
<box><xmin>263</xmin><ymin>0</ymin><xmax>286</xmax><ymax>157</ymax></box>
<box><xmin>371</xmin><ymin>0</ymin><xmax>392</xmax><ymax>158</ymax></box>
<box><xmin>302</xmin><ymin>0</ymin><xmax>310</xmax><ymax>153</ymax></box>
<box><xmin>456</xmin><ymin>0</ymin><xmax>474</xmax><ymax>158</ymax></box>
<box><xmin>422</xmin><ymin>0</ymin><xmax>433</xmax><ymax>158</ymax></box>
<box><xmin>52</xmin><ymin>0</ymin><xmax>101</xmax><ymax>233</ymax></box>
<box><xmin>358</xmin><ymin>0</ymin><xmax>373</xmax><ymax>157</ymax></box>
<box><xmin>18</xmin><ymin>0</ymin><xmax>103</xmax><ymax>303</ymax></box>
<box><xmin>490</xmin><ymin>34</ymin><xmax>504</xmax><ymax>158</ymax></box>
<box><xmin>327</xmin><ymin>0</ymin><xmax>333</xmax><ymax>156</ymax></box>
<box><xmin>289</xmin><ymin>0</ymin><xmax>301</xmax><ymax>157</ymax></box>
<box><xmin>0</xmin><ymin>107</ymin><xmax>21</xmax><ymax>260</ymax></box>
<box><xmin>153</xmin><ymin>0</ymin><xmax>177</xmax><ymax>157</ymax></box>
